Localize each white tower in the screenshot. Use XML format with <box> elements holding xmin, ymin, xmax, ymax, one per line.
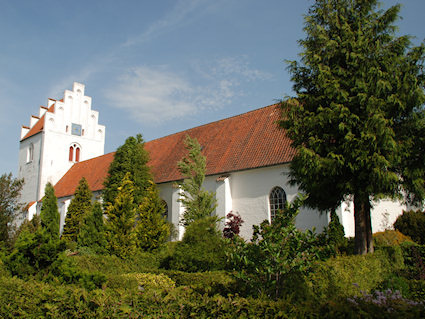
<box><xmin>18</xmin><ymin>82</ymin><xmax>106</xmax><ymax>215</ymax></box>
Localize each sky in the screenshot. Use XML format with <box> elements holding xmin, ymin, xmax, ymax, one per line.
<box><xmin>1</xmin><ymin>0</ymin><xmax>425</xmax><ymax>176</ymax></box>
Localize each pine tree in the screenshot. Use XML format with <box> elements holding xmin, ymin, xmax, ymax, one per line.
<box><xmin>280</xmin><ymin>0</ymin><xmax>425</xmax><ymax>254</ymax></box>
<box><xmin>40</xmin><ymin>182</ymin><xmax>60</xmax><ymax>240</ymax></box>
<box><xmin>62</xmin><ymin>177</ymin><xmax>93</xmax><ymax>243</ymax></box>
<box><xmin>78</xmin><ymin>201</ymin><xmax>106</xmax><ymax>253</ymax></box>
<box><xmin>135</xmin><ymin>180</ymin><xmax>170</xmax><ymax>251</ymax></box>
<box><xmin>104</xmin><ymin>173</ymin><xmax>137</xmax><ymax>258</ymax></box>
<box><xmin>177</xmin><ymin>135</ymin><xmax>217</xmax><ymax>226</ymax></box>
<box><xmin>103</xmin><ymin>134</ymin><xmax>152</xmax><ymax>208</ymax></box>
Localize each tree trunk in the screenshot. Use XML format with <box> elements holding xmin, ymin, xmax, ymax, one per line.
<box><xmin>354</xmin><ymin>193</ymin><xmax>374</xmax><ymax>255</ymax></box>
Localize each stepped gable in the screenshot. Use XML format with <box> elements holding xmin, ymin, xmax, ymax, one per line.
<box><xmin>54</xmin><ymin>104</ymin><xmax>295</xmax><ymax>198</ymax></box>
<box><xmin>21</xmin><ymin>104</ymin><xmax>55</xmax><ymax>141</ymax></box>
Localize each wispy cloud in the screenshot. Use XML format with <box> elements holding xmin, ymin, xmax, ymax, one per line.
<box><xmin>106</xmin><ymin>58</ymin><xmax>272</xmax><ymax>124</ymax></box>
<box><xmin>123</xmin><ymin>0</ymin><xmax>213</xmax><ymax>47</ymax></box>
<box><xmin>106</xmin><ymin>66</ymin><xmax>196</xmax><ymax>124</ymax></box>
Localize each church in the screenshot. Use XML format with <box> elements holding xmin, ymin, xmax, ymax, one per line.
<box><xmin>18</xmin><ymin>83</ymin><xmax>406</xmax><ymax>239</ymax></box>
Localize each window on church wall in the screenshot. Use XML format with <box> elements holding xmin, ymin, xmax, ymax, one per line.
<box><xmin>69</xmin><ymin>146</ymin><xmax>74</xmax><ymax>162</ymax></box>
<box><xmin>69</xmin><ymin>144</ymin><xmax>81</xmax><ymax>163</ymax></box>
<box><xmin>27</xmin><ymin>143</ymin><xmax>34</xmax><ymax>163</ymax></box>
<box><xmin>75</xmin><ymin>147</ymin><xmax>80</xmax><ymax>162</ymax></box>
<box><xmin>269</xmin><ymin>186</ymin><xmax>287</xmax><ymax>223</ymax></box>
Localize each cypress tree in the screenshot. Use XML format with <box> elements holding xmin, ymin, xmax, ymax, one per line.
<box><xmin>178</xmin><ymin>135</ymin><xmax>217</xmax><ymax>226</ymax></box>
<box><xmin>40</xmin><ymin>182</ymin><xmax>60</xmax><ymax>240</ymax></box>
<box><xmin>103</xmin><ymin>134</ymin><xmax>152</xmax><ymax>208</ymax></box>
<box><xmin>104</xmin><ymin>173</ymin><xmax>137</xmax><ymax>258</ymax></box>
<box><xmin>78</xmin><ymin>201</ymin><xmax>106</xmax><ymax>253</ymax></box>
<box><xmin>62</xmin><ymin>177</ymin><xmax>93</xmax><ymax>243</ymax></box>
<box><xmin>280</xmin><ymin>0</ymin><xmax>425</xmax><ymax>254</ymax></box>
<box><xmin>135</xmin><ymin>180</ymin><xmax>170</xmax><ymax>251</ymax></box>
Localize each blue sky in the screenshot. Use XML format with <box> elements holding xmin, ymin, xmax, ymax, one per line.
<box><xmin>1</xmin><ymin>0</ymin><xmax>424</xmax><ymax>176</ymax></box>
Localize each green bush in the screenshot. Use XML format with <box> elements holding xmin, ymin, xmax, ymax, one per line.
<box><xmin>72</xmin><ymin>250</ymin><xmax>160</xmax><ymax>276</ymax></box>
<box><xmin>374</xmin><ymin>229</ymin><xmax>414</xmax><ymax>247</ymax></box>
<box><xmin>307</xmin><ymin>249</ymin><xmax>401</xmax><ymax>300</ymax></box>
<box><xmin>160</xmin><ymin>270</ymin><xmax>236</xmax><ymax>295</ymax></box>
<box><xmin>162</xmin><ymin>216</ymin><xmax>227</xmax><ymax>272</ymax></box>
<box><xmin>394</xmin><ymin>210</ymin><xmax>425</xmax><ymax>245</ymax></box>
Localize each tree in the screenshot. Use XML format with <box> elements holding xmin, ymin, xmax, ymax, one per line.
<box><xmin>103</xmin><ymin>134</ymin><xmax>152</xmax><ymax>208</ymax></box>
<box><xmin>78</xmin><ymin>201</ymin><xmax>106</xmax><ymax>253</ymax></box>
<box><xmin>40</xmin><ymin>183</ymin><xmax>60</xmax><ymax>240</ymax></box>
<box><xmin>104</xmin><ymin>173</ymin><xmax>137</xmax><ymax>258</ymax></box>
<box><xmin>135</xmin><ymin>180</ymin><xmax>170</xmax><ymax>251</ymax></box>
<box><xmin>280</xmin><ymin>0</ymin><xmax>425</xmax><ymax>254</ymax></box>
<box><xmin>6</xmin><ymin>183</ymin><xmax>65</xmax><ymax>278</ymax></box>
<box><xmin>0</xmin><ymin>173</ymin><xmax>24</xmax><ymax>246</ymax></box>
<box><xmin>177</xmin><ymin>135</ymin><xmax>217</xmax><ymax>226</ymax></box>
<box><xmin>62</xmin><ymin>177</ymin><xmax>92</xmax><ymax>243</ymax></box>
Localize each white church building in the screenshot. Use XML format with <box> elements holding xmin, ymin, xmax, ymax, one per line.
<box><xmin>19</xmin><ymin>83</ymin><xmax>406</xmax><ymax>239</ymax></box>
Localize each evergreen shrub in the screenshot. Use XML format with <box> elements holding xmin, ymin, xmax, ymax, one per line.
<box><xmin>161</xmin><ymin>216</ymin><xmax>227</xmax><ymax>272</ymax></box>
<box><xmin>307</xmin><ymin>250</ymin><xmax>399</xmax><ymax>300</ymax></box>
<box><xmin>394</xmin><ymin>210</ymin><xmax>425</xmax><ymax>245</ymax></box>
<box><xmin>373</xmin><ymin>230</ymin><xmax>414</xmax><ymax>247</ymax></box>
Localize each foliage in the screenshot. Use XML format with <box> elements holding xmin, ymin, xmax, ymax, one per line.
<box><xmin>177</xmin><ymin>135</ymin><xmax>217</xmax><ymax>226</ymax></box>
<box><xmin>280</xmin><ymin>0</ymin><xmax>425</xmax><ymax>254</ymax></box>
<box><xmin>77</xmin><ymin>201</ymin><xmax>106</xmax><ymax>254</ymax></box>
<box><xmin>327</xmin><ymin>210</ymin><xmax>346</xmax><ymax>248</ymax></box>
<box><xmin>347</xmin><ymin>288</ymin><xmax>425</xmax><ymax>317</ymax></box>
<box><xmin>9</xmin><ymin>214</ymin><xmax>40</xmax><ymax>249</ymax></box>
<box><xmin>161</xmin><ymin>270</ymin><xmax>236</xmax><ymax>296</ymax></box>
<box><xmin>103</xmin><ymin>134</ymin><xmax>152</xmax><ymax>208</ymax></box>
<box><xmin>4</xmin><ymin>228</ymin><xmax>66</xmax><ymax>279</ymax></box>
<box><xmin>120</xmin><ymin>272</ymin><xmax>175</xmax><ymax>291</ymax></box>
<box><xmin>307</xmin><ymin>248</ymin><xmax>403</xmax><ymax>301</ymax></box>
<box><xmin>40</xmin><ymin>182</ymin><xmax>60</xmax><ymax>240</ymax></box>
<box><xmin>62</xmin><ymin>177</ymin><xmax>93</xmax><ymax>244</ymax></box>
<box><xmin>135</xmin><ymin>180</ymin><xmax>170</xmax><ymax>251</ymax></box>
<box><xmin>0</xmin><ymin>173</ymin><xmax>24</xmax><ymax>247</ymax></box>
<box><xmin>104</xmin><ymin>173</ymin><xmax>137</xmax><ymax>258</ymax></box>
<box><xmin>162</xmin><ymin>216</ymin><xmax>227</xmax><ymax>272</ymax></box>
<box><xmin>373</xmin><ymin>230</ymin><xmax>414</xmax><ymax>247</ymax></box>
<box><xmin>223</xmin><ymin>211</ymin><xmax>244</xmax><ymax>239</ymax></box>
<box><xmin>394</xmin><ymin>210</ymin><xmax>425</xmax><ymax>245</ymax></box>
<box><xmin>227</xmin><ymin>196</ymin><xmax>321</xmax><ymax>299</ymax></box>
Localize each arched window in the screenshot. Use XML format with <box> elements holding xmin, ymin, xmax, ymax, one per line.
<box><xmin>69</xmin><ymin>146</ymin><xmax>73</xmax><ymax>161</ymax></box>
<box><xmin>69</xmin><ymin>143</ymin><xmax>81</xmax><ymax>163</ymax></box>
<box><xmin>75</xmin><ymin>147</ymin><xmax>80</xmax><ymax>162</ymax></box>
<box><xmin>269</xmin><ymin>186</ymin><xmax>287</xmax><ymax>222</ymax></box>
<box><xmin>27</xmin><ymin>143</ymin><xmax>34</xmax><ymax>163</ymax></box>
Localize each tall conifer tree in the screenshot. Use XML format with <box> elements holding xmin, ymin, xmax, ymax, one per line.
<box><xmin>135</xmin><ymin>180</ymin><xmax>170</xmax><ymax>251</ymax></box>
<box><xmin>40</xmin><ymin>183</ymin><xmax>60</xmax><ymax>239</ymax></box>
<box><xmin>78</xmin><ymin>201</ymin><xmax>106</xmax><ymax>253</ymax></box>
<box><xmin>104</xmin><ymin>173</ymin><xmax>137</xmax><ymax>258</ymax></box>
<box><xmin>62</xmin><ymin>177</ymin><xmax>93</xmax><ymax>243</ymax></box>
<box><xmin>103</xmin><ymin>134</ymin><xmax>152</xmax><ymax>207</ymax></box>
<box><xmin>177</xmin><ymin>135</ymin><xmax>217</xmax><ymax>226</ymax></box>
<box><xmin>280</xmin><ymin>0</ymin><xmax>425</xmax><ymax>254</ymax></box>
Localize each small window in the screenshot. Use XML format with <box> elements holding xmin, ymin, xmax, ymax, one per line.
<box><xmin>27</xmin><ymin>143</ymin><xmax>34</xmax><ymax>163</ymax></box>
<box><xmin>75</xmin><ymin>147</ymin><xmax>80</xmax><ymax>162</ymax></box>
<box><xmin>269</xmin><ymin>186</ymin><xmax>287</xmax><ymax>222</ymax></box>
<box><xmin>69</xmin><ymin>146</ymin><xmax>74</xmax><ymax>161</ymax></box>
<box><xmin>69</xmin><ymin>143</ymin><xmax>81</xmax><ymax>163</ymax></box>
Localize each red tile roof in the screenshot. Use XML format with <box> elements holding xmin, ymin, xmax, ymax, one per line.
<box><xmin>21</xmin><ymin>104</ymin><xmax>55</xmax><ymax>141</ymax></box>
<box><xmin>54</xmin><ymin>104</ymin><xmax>295</xmax><ymax>198</ymax></box>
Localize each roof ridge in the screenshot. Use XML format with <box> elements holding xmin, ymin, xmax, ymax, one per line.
<box><xmin>147</xmin><ymin>103</ymin><xmax>279</xmax><ymax>143</ymax></box>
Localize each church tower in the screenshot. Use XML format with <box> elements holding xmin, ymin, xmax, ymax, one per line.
<box><xmin>18</xmin><ymin>82</ymin><xmax>106</xmax><ymax>215</ymax></box>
